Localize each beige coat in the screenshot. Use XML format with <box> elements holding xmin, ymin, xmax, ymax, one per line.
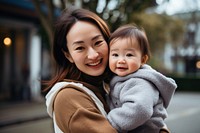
<box><xmin>46</xmin><ymin>80</ymin><xmax>117</xmax><ymax>133</ymax></box>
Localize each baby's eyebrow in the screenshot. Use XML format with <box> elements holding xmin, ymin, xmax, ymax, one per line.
<box><xmin>110</xmin><ymin>49</ymin><xmax>119</xmax><ymax>52</ymax></box>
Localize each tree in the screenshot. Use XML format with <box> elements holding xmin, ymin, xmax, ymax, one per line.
<box><xmin>82</xmin><ymin>0</ymin><xmax>157</xmax><ymax>31</ymax></box>
<box><xmin>32</xmin><ymin>0</ymin><xmax>55</xmax><ymax>47</ymax></box>
<box><xmin>132</xmin><ymin>12</ymin><xmax>184</xmax><ymax>70</ymax></box>
<box><xmin>32</xmin><ymin>0</ymin><xmax>158</xmax><ymax>49</ymax></box>
<box><xmin>133</xmin><ymin>13</ymin><xmax>184</xmax><ymax>52</ymax></box>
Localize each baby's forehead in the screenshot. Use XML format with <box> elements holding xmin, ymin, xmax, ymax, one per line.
<box><xmin>110</xmin><ymin>37</ymin><xmax>139</xmax><ymax>47</ymax></box>
<box><xmin>110</xmin><ymin>38</ymin><xmax>140</xmax><ymax>52</ymax></box>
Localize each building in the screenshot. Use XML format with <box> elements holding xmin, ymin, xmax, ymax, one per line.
<box><xmin>175</xmin><ymin>11</ymin><xmax>200</xmax><ymax>75</ymax></box>
<box><xmin>0</xmin><ymin>0</ymin><xmax>44</xmax><ymax>102</ymax></box>
<box><xmin>164</xmin><ymin>11</ymin><xmax>200</xmax><ymax>76</ymax></box>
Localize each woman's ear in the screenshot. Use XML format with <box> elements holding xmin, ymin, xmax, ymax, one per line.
<box><xmin>62</xmin><ymin>49</ymin><xmax>74</xmax><ymax>63</ymax></box>
<box><xmin>141</xmin><ymin>55</ymin><xmax>148</xmax><ymax>65</ymax></box>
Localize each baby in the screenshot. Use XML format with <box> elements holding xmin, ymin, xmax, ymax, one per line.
<box><xmin>107</xmin><ymin>24</ymin><xmax>177</xmax><ymax>133</ymax></box>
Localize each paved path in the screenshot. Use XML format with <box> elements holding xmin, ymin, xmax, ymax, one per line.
<box><xmin>0</xmin><ymin>92</ymin><xmax>200</xmax><ymax>133</ymax></box>
<box><xmin>0</xmin><ymin>101</ymin><xmax>53</xmax><ymax>133</ymax></box>
<box><xmin>165</xmin><ymin>92</ymin><xmax>200</xmax><ymax>133</ymax></box>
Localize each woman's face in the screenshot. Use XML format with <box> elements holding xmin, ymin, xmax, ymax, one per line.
<box><xmin>65</xmin><ymin>21</ymin><xmax>108</xmax><ymax>76</ymax></box>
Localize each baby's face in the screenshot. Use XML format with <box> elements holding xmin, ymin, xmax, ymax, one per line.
<box><xmin>109</xmin><ymin>38</ymin><xmax>144</xmax><ymax>77</ymax></box>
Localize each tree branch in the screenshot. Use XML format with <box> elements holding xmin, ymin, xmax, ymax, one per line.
<box><xmin>32</xmin><ymin>0</ymin><xmax>54</xmax><ymax>47</ymax></box>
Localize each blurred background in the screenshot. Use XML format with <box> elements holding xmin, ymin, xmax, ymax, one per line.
<box><xmin>0</xmin><ymin>0</ymin><xmax>200</xmax><ymax>133</ymax></box>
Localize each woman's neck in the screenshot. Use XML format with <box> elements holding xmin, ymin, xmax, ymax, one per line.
<box><xmin>81</xmin><ymin>73</ymin><xmax>104</xmax><ymax>88</ymax></box>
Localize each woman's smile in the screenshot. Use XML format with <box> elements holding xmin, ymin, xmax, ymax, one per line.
<box><xmin>87</xmin><ymin>59</ymin><xmax>102</xmax><ymax>66</ymax></box>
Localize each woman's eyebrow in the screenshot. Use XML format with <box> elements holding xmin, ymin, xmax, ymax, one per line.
<box><xmin>72</xmin><ymin>40</ymin><xmax>84</xmax><ymax>45</ymax></box>
<box><xmin>72</xmin><ymin>35</ymin><xmax>103</xmax><ymax>45</ymax></box>
<box><xmin>91</xmin><ymin>35</ymin><xmax>103</xmax><ymax>41</ymax></box>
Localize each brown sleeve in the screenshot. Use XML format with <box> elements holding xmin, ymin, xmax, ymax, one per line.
<box><xmin>160</xmin><ymin>127</ymin><xmax>170</xmax><ymax>133</ymax></box>
<box><xmin>54</xmin><ymin>88</ymin><xmax>117</xmax><ymax>133</ymax></box>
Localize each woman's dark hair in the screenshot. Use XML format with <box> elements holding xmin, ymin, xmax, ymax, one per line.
<box><xmin>109</xmin><ymin>24</ymin><xmax>151</xmax><ymax>59</ymax></box>
<box><xmin>43</xmin><ymin>7</ymin><xmax>111</xmax><ymax>91</ymax></box>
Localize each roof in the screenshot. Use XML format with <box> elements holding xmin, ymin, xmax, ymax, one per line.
<box><xmin>0</xmin><ymin>0</ymin><xmax>39</xmax><ymax>23</ymax></box>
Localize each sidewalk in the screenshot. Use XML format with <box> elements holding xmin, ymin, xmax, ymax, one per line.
<box><xmin>1</xmin><ymin>92</ymin><xmax>200</xmax><ymax>133</ymax></box>
<box><xmin>0</xmin><ymin>101</ymin><xmax>49</xmax><ymax>128</ymax></box>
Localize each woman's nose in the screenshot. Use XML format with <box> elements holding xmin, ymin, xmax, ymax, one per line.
<box><xmin>87</xmin><ymin>48</ymin><xmax>99</xmax><ymax>59</ymax></box>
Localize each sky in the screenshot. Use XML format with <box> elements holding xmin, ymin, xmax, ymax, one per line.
<box><xmin>156</xmin><ymin>0</ymin><xmax>200</xmax><ymax>15</ymax></box>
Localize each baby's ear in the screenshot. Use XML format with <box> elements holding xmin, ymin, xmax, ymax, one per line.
<box><xmin>62</xmin><ymin>49</ymin><xmax>74</xmax><ymax>63</ymax></box>
<box><xmin>141</xmin><ymin>55</ymin><xmax>148</xmax><ymax>64</ymax></box>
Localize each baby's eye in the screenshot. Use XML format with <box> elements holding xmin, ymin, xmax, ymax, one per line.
<box><xmin>112</xmin><ymin>53</ymin><xmax>118</xmax><ymax>57</ymax></box>
<box><xmin>126</xmin><ymin>53</ymin><xmax>133</xmax><ymax>57</ymax></box>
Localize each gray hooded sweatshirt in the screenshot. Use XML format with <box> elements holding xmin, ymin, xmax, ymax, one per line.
<box><xmin>107</xmin><ymin>64</ymin><xmax>177</xmax><ymax>133</ymax></box>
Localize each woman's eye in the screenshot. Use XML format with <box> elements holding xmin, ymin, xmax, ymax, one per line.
<box><xmin>75</xmin><ymin>46</ymin><xmax>84</xmax><ymax>51</ymax></box>
<box><xmin>95</xmin><ymin>40</ymin><xmax>103</xmax><ymax>46</ymax></box>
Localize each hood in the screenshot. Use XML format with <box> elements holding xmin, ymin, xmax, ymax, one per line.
<box><xmin>110</xmin><ymin>64</ymin><xmax>177</xmax><ymax>108</ymax></box>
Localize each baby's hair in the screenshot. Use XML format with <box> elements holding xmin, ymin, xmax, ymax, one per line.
<box><xmin>109</xmin><ymin>24</ymin><xmax>151</xmax><ymax>60</ymax></box>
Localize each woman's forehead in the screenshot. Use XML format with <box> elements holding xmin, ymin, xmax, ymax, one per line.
<box><xmin>67</xmin><ymin>21</ymin><xmax>102</xmax><ymax>40</ymax></box>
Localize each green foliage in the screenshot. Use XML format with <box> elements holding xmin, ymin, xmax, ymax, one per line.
<box><xmin>81</xmin><ymin>0</ymin><xmax>157</xmax><ymax>31</ymax></box>
<box><xmin>172</xmin><ymin>76</ymin><xmax>200</xmax><ymax>92</ymax></box>
<box><xmin>108</xmin><ymin>0</ymin><xmax>157</xmax><ymax>31</ymax></box>
<box><xmin>82</xmin><ymin>0</ymin><xmax>98</xmax><ymax>12</ymax></box>
<box><xmin>132</xmin><ymin>13</ymin><xmax>184</xmax><ymax>53</ymax></box>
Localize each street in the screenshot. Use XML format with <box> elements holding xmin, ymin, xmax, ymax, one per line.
<box><xmin>165</xmin><ymin>92</ymin><xmax>200</xmax><ymax>133</ymax></box>
<box><xmin>0</xmin><ymin>92</ymin><xmax>200</xmax><ymax>133</ymax></box>
<box><xmin>0</xmin><ymin>118</ymin><xmax>53</xmax><ymax>133</ymax></box>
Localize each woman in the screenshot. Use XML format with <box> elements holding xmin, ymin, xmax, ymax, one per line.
<box><xmin>44</xmin><ymin>7</ymin><xmax>117</xmax><ymax>133</ymax></box>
